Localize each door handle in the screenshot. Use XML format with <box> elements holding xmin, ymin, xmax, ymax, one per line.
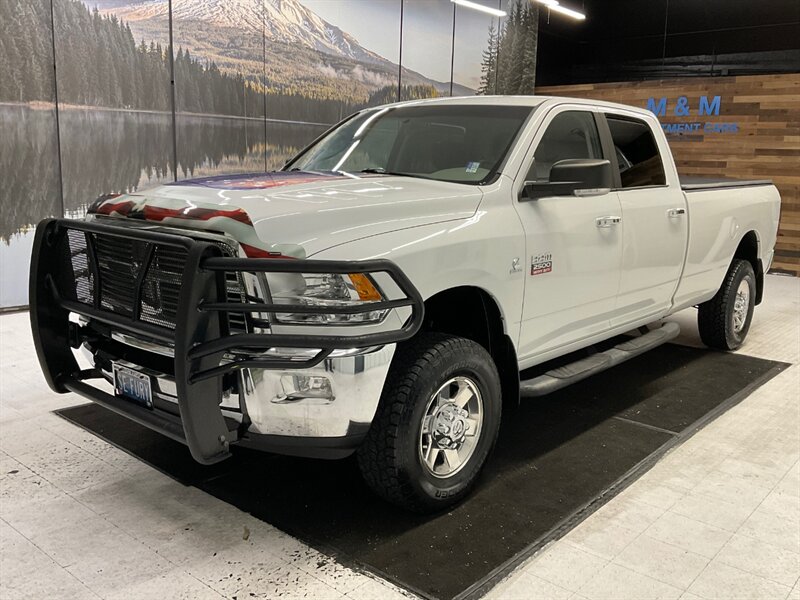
<box><xmin>596</xmin><ymin>216</ymin><xmax>621</xmax><ymax>228</ymax></box>
<box><xmin>667</xmin><ymin>207</ymin><xmax>686</xmax><ymax>218</ymax></box>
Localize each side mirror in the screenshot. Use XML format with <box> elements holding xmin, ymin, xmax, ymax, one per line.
<box><xmin>521</xmin><ymin>159</ymin><xmax>613</xmax><ymax>201</ymax></box>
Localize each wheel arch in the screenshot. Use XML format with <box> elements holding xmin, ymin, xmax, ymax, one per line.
<box><xmin>422</xmin><ymin>286</ymin><xmax>519</xmax><ymax>407</ymax></box>
<box><xmin>734</xmin><ymin>230</ymin><xmax>764</xmax><ymax>305</ymax></box>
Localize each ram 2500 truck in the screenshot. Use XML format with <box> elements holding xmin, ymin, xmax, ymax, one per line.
<box><xmin>30</xmin><ymin>96</ymin><xmax>781</xmax><ymax>511</ymax></box>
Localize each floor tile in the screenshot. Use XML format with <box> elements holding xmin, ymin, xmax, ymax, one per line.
<box><xmin>645</xmin><ymin>511</ymin><xmax>733</xmax><ymax>559</ymax></box>
<box><xmin>577</xmin><ymin>562</ymin><xmax>682</xmax><ymax>600</ymax></box>
<box><xmin>715</xmin><ymin>533</ymin><xmax>800</xmax><ymax>587</ymax></box>
<box><xmin>14</xmin><ymin>440</ymin><xmax>127</xmax><ymax>494</ymax></box>
<box><xmin>789</xmin><ymin>580</ymin><xmax>800</xmax><ymax>600</ymax></box>
<box><xmin>487</xmin><ymin>572</ymin><xmax>573</xmax><ymax>600</ymax></box>
<box><xmin>738</xmin><ymin>501</ymin><xmax>800</xmax><ymax>553</ymax></box>
<box><xmin>689</xmin><ymin>471</ymin><xmax>772</xmax><ymax>514</ymax></box>
<box><xmin>670</xmin><ymin>493</ymin><xmax>755</xmax><ymax>532</ymax></box>
<box><xmin>346</xmin><ymin>577</ymin><xmax>413</xmax><ymax>600</ymax></box>
<box><xmin>104</xmin><ymin>568</ymin><xmax>223</xmax><ymax>600</ymax></box>
<box><xmin>567</xmin><ymin>514</ymin><xmax>641</xmax><ymax>560</ymax></box>
<box><xmin>285</xmin><ymin>545</ymin><xmax>369</xmax><ymax>595</ymax></box>
<box><xmin>614</xmin><ymin>534</ymin><xmax>709</xmax><ymax>589</ymax></box>
<box><xmin>688</xmin><ymin>560</ymin><xmax>791</xmax><ymax>600</ymax></box>
<box><xmin>525</xmin><ymin>542</ymin><xmax>608</xmax><ymax>592</ymax></box>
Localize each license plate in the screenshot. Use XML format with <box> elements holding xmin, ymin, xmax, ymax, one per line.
<box><xmin>113</xmin><ymin>364</ymin><xmax>153</xmax><ymax>408</ymax></box>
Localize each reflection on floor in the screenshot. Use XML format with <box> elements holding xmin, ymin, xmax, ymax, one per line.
<box><xmin>1</xmin><ymin>274</ymin><xmax>798</xmax><ymax>600</ymax></box>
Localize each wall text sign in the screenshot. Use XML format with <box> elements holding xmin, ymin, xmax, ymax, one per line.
<box><xmin>646</xmin><ymin>95</ymin><xmax>739</xmax><ymax>135</ymax></box>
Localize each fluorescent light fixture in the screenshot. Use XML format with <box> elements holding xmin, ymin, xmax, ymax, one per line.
<box><xmin>450</xmin><ymin>0</ymin><xmax>507</xmax><ymax>17</ymax></box>
<box><xmin>534</xmin><ymin>0</ymin><xmax>586</xmax><ymax>20</ymax></box>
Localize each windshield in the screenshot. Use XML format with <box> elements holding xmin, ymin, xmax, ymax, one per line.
<box><xmin>286</xmin><ymin>104</ymin><xmax>534</xmax><ymax>185</ymax></box>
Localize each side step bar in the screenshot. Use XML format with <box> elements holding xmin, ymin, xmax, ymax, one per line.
<box><xmin>520</xmin><ymin>322</ymin><xmax>681</xmax><ymax>398</ymax></box>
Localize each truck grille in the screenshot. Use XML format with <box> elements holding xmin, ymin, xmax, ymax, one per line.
<box><xmin>56</xmin><ymin>228</ymin><xmax>245</xmax><ymax>332</ymax></box>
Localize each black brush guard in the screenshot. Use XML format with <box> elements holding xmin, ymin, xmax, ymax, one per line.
<box><xmin>30</xmin><ymin>218</ymin><xmax>424</xmax><ymax>464</ymax></box>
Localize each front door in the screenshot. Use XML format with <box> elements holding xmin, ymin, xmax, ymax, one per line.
<box><xmin>515</xmin><ymin>108</ymin><xmax>623</xmax><ymax>363</ymax></box>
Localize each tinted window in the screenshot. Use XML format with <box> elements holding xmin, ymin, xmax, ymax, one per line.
<box><xmin>287</xmin><ymin>104</ymin><xmax>534</xmax><ymax>185</ymax></box>
<box><xmin>530</xmin><ymin>111</ymin><xmax>603</xmax><ymax>181</ymax></box>
<box><xmin>606</xmin><ymin>115</ymin><xmax>666</xmax><ymax>188</ymax></box>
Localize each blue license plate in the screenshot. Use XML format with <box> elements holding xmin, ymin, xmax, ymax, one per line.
<box><xmin>113</xmin><ymin>364</ymin><xmax>153</xmax><ymax>408</ymax></box>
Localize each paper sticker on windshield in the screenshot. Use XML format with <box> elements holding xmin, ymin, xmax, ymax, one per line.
<box><xmin>465</xmin><ymin>161</ymin><xmax>480</xmax><ymax>174</ymax></box>
<box><xmin>531</xmin><ymin>253</ymin><xmax>553</xmax><ymax>276</ymax></box>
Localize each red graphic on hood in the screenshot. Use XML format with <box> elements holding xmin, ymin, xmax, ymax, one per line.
<box><xmin>169</xmin><ymin>170</ymin><xmax>346</xmax><ymax>190</ymax></box>
<box><xmin>92</xmin><ymin>200</ymin><xmax>254</xmax><ymax>226</ymax></box>
<box><xmin>143</xmin><ymin>205</ymin><xmax>253</xmax><ymax>225</ymax></box>
<box><xmin>95</xmin><ymin>200</ymin><xmax>135</xmax><ymax>217</ymax></box>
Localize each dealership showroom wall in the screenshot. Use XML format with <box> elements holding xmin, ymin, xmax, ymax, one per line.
<box><xmin>1</xmin><ymin>0</ymin><xmax>800</xmax><ymax>598</ymax></box>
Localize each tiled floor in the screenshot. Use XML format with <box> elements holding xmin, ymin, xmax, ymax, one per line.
<box><xmin>488</xmin><ymin>274</ymin><xmax>800</xmax><ymax>600</ymax></box>
<box><xmin>0</xmin><ymin>315</ymin><xmax>411</xmax><ymax>599</ymax></box>
<box><xmin>1</xmin><ymin>274</ymin><xmax>798</xmax><ymax>600</ymax></box>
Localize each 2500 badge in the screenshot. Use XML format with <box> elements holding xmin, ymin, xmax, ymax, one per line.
<box><xmin>531</xmin><ymin>253</ymin><xmax>553</xmax><ymax>276</ymax></box>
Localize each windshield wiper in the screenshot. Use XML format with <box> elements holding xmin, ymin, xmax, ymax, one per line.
<box><xmin>357</xmin><ymin>168</ymin><xmax>430</xmax><ymax>180</ymax></box>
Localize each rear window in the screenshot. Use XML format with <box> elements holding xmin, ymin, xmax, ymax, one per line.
<box><xmin>606</xmin><ymin>115</ymin><xmax>666</xmax><ymax>188</ymax></box>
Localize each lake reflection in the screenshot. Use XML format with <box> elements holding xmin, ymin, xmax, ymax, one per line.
<box><xmin>0</xmin><ymin>104</ymin><xmax>327</xmax><ymax>307</ymax></box>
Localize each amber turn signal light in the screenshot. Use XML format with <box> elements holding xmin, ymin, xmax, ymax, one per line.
<box><xmin>348</xmin><ymin>273</ymin><xmax>382</xmax><ymax>301</ymax></box>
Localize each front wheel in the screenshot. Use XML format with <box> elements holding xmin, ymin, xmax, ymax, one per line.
<box><xmin>697</xmin><ymin>258</ymin><xmax>756</xmax><ymax>351</ymax></box>
<box><xmin>357</xmin><ymin>333</ymin><xmax>502</xmax><ymax>512</ymax></box>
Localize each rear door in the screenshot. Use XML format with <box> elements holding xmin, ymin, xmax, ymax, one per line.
<box><xmin>514</xmin><ymin>106</ymin><xmax>623</xmax><ymax>362</ymax></box>
<box><xmin>599</xmin><ymin>111</ymin><xmax>688</xmax><ymax>327</ymax></box>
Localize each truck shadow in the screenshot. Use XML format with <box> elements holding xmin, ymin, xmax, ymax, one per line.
<box><xmin>57</xmin><ymin>343</ymin><xmax>784</xmax><ymax>600</ymax></box>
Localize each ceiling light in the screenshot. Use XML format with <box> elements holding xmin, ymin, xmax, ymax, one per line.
<box><xmin>534</xmin><ymin>0</ymin><xmax>586</xmax><ymax>20</ymax></box>
<box><xmin>450</xmin><ymin>0</ymin><xmax>507</xmax><ymax>17</ymax></box>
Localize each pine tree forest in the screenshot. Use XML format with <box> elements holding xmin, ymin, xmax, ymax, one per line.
<box><xmin>0</xmin><ymin>0</ymin><xmax>365</xmax><ymax>122</ymax></box>
<box><xmin>479</xmin><ymin>0</ymin><xmax>539</xmax><ymax>95</ymax></box>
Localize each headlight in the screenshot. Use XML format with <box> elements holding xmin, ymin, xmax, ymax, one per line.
<box><xmin>267</xmin><ymin>272</ymin><xmax>388</xmax><ymax>325</ymax></box>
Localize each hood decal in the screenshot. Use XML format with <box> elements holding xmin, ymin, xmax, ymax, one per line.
<box><xmin>168</xmin><ymin>170</ymin><xmax>347</xmax><ymax>190</ymax></box>
<box><xmin>89</xmin><ymin>195</ymin><xmax>305</xmax><ymax>259</ymax></box>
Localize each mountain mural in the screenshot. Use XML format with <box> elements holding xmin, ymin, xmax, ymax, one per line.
<box><xmin>85</xmin><ymin>0</ymin><xmax>473</xmax><ymax>103</ymax></box>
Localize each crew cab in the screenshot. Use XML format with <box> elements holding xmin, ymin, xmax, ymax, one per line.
<box><xmin>30</xmin><ymin>96</ymin><xmax>781</xmax><ymax>511</ymax></box>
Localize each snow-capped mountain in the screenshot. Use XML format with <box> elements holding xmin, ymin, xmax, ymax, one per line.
<box><xmin>84</xmin><ymin>0</ymin><xmax>474</xmax><ymax>97</ymax></box>
<box><xmin>101</xmin><ymin>0</ymin><xmax>385</xmax><ymax>65</ymax></box>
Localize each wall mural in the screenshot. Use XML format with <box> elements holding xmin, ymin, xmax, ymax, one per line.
<box><xmin>0</xmin><ymin>0</ymin><xmax>535</xmax><ymax>307</ymax></box>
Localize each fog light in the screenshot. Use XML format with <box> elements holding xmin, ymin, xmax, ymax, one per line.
<box><xmin>273</xmin><ymin>374</ymin><xmax>335</xmax><ymax>404</ymax></box>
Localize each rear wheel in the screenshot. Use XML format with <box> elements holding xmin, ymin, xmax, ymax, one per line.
<box><xmin>357</xmin><ymin>333</ymin><xmax>501</xmax><ymax>512</ymax></box>
<box><xmin>697</xmin><ymin>259</ymin><xmax>756</xmax><ymax>351</ymax></box>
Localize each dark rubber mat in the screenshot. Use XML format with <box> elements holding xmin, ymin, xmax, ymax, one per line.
<box><xmin>57</xmin><ymin>344</ymin><xmax>786</xmax><ymax>599</ymax></box>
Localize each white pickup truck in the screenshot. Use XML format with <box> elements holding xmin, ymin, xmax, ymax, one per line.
<box><xmin>31</xmin><ymin>96</ymin><xmax>781</xmax><ymax>511</ymax></box>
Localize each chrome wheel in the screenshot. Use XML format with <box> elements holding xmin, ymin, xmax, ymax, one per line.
<box><xmin>418</xmin><ymin>376</ymin><xmax>483</xmax><ymax>478</ymax></box>
<box><xmin>732</xmin><ymin>279</ymin><xmax>750</xmax><ymax>333</ymax></box>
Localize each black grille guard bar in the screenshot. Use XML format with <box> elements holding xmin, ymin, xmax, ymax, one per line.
<box><xmin>30</xmin><ymin>218</ymin><xmax>425</xmax><ymax>465</ymax></box>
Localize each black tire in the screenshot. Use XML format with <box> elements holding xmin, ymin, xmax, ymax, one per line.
<box><xmin>356</xmin><ymin>332</ymin><xmax>502</xmax><ymax>513</ymax></box>
<box><xmin>697</xmin><ymin>259</ymin><xmax>756</xmax><ymax>351</ymax></box>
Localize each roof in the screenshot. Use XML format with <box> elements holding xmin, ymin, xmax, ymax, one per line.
<box><xmin>379</xmin><ymin>94</ymin><xmax>654</xmax><ymax>118</ymax></box>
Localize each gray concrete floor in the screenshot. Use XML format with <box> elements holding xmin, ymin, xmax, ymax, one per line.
<box><xmin>1</xmin><ymin>274</ymin><xmax>798</xmax><ymax>599</ymax></box>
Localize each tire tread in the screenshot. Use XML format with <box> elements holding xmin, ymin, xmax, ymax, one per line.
<box><xmin>357</xmin><ymin>332</ymin><xmax>496</xmax><ymax>512</ymax></box>
<box><xmin>697</xmin><ymin>258</ymin><xmax>754</xmax><ymax>351</ymax></box>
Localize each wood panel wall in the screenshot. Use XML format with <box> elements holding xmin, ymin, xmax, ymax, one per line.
<box><xmin>537</xmin><ymin>74</ymin><xmax>800</xmax><ymax>276</ymax></box>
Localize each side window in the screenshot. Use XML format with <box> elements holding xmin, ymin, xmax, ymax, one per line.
<box><xmin>605</xmin><ymin>115</ymin><xmax>666</xmax><ymax>188</ymax></box>
<box><xmin>529</xmin><ymin>111</ymin><xmax>603</xmax><ymax>181</ymax></box>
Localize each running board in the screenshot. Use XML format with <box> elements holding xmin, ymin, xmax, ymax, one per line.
<box><xmin>520</xmin><ymin>322</ymin><xmax>681</xmax><ymax>398</ymax></box>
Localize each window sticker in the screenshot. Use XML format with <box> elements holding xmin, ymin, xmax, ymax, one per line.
<box><xmin>465</xmin><ymin>161</ymin><xmax>480</xmax><ymax>174</ymax></box>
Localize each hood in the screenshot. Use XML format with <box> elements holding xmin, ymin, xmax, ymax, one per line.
<box><xmin>93</xmin><ymin>171</ymin><xmax>481</xmax><ymax>258</ymax></box>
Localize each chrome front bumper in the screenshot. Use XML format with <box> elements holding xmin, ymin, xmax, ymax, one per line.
<box><xmin>240</xmin><ymin>344</ymin><xmax>396</xmax><ymax>438</ymax></box>
<box><xmin>96</xmin><ymin>344</ymin><xmax>395</xmax><ymax>442</ymax></box>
